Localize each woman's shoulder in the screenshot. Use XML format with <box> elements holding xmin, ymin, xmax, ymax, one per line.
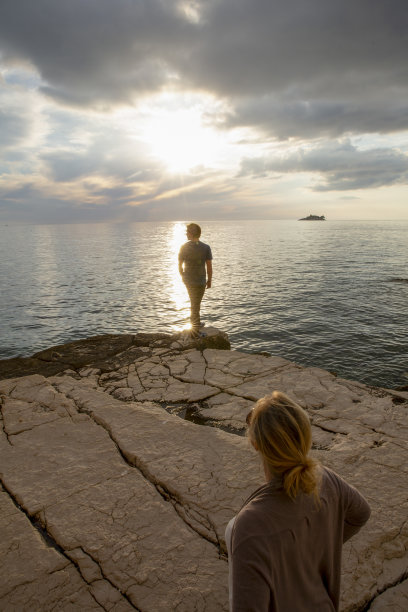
<box><xmin>320</xmin><ymin>465</ymin><xmax>363</xmax><ymax>501</ymax></box>
<box><xmin>319</xmin><ymin>465</ymin><xmax>346</xmax><ymax>492</ymax></box>
<box><xmin>233</xmin><ymin>498</ymin><xmax>277</xmax><ymax>548</ymax></box>
<box><xmin>233</xmin><ymin>481</ymin><xmax>293</xmax><ymax>540</ymax></box>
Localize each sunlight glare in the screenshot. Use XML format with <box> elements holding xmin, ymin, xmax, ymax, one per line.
<box><xmin>142</xmin><ymin>107</ymin><xmax>221</xmax><ymax>173</ymax></box>
<box><xmin>168</xmin><ymin>222</ymin><xmax>190</xmax><ymax>330</ymax></box>
<box><xmin>177</xmin><ymin>1</ymin><xmax>202</xmax><ymax>23</ymax></box>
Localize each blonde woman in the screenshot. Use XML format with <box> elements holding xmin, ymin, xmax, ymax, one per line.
<box><xmin>225</xmin><ymin>391</ymin><xmax>370</xmax><ymax>612</ymax></box>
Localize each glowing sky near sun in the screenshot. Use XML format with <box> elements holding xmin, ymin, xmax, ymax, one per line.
<box><xmin>0</xmin><ymin>0</ymin><xmax>407</xmax><ymax>223</ymax></box>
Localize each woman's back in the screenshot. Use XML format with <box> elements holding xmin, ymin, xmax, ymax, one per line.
<box><xmin>230</xmin><ymin>467</ymin><xmax>370</xmax><ymax>612</ymax></box>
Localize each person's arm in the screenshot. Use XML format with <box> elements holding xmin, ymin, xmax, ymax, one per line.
<box><xmin>178</xmin><ymin>248</ymin><xmax>184</xmax><ymax>277</ymax></box>
<box><xmin>206</xmin><ymin>260</ymin><xmax>212</xmax><ymax>288</ymax></box>
<box><xmin>341</xmin><ymin>479</ymin><xmax>371</xmax><ymax>542</ymax></box>
<box><xmin>231</xmin><ymin>536</ymin><xmax>271</xmax><ymax>612</ymax></box>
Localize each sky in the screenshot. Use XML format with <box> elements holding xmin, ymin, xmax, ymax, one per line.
<box><xmin>0</xmin><ymin>0</ymin><xmax>407</xmax><ymax>223</ymax></box>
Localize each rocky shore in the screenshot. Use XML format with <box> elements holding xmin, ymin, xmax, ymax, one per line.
<box><xmin>1</xmin><ymin>328</ymin><xmax>407</xmax><ymax>611</ymax></box>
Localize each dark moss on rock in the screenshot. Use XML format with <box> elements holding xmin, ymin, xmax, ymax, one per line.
<box><xmin>0</xmin><ymin>329</ymin><xmax>231</xmax><ymax>381</ymax></box>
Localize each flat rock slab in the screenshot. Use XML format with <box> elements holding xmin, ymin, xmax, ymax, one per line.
<box><xmin>0</xmin><ymin>376</ymin><xmax>229</xmax><ymax>611</ymax></box>
<box><xmin>0</xmin><ymin>488</ymin><xmax>103</xmax><ymax>611</ymax></box>
<box><xmin>0</xmin><ymin>331</ymin><xmax>407</xmax><ymax>611</ymax></box>
<box><xmin>51</xmin><ymin>376</ymin><xmax>261</xmax><ymax>549</ymax></box>
<box><xmin>367</xmin><ymin>579</ymin><xmax>408</xmax><ymax>611</ymax></box>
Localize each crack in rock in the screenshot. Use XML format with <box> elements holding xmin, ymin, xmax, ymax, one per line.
<box><xmin>360</xmin><ymin>569</ymin><xmax>408</xmax><ymax>611</ymax></box>
<box><xmin>1</xmin><ymin>476</ymin><xmax>140</xmax><ymax>611</ymax></box>
<box><xmin>309</xmin><ymin>421</ymin><xmax>348</xmax><ymax>437</ymax></box>
<box><xmin>66</xmin><ymin>546</ymin><xmax>141</xmax><ymax>611</ymax></box>
<box><xmin>132</xmin><ymin>366</ymin><xmax>146</xmax><ymax>394</ymax></box>
<box><xmin>65</xmin><ymin>392</ymin><xmax>225</xmax><ymax>558</ymax></box>
<box><xmin>162</xmin><ymin>401</ymin><xmax>246</xmax><ymax>436</ymax></box>
<box><xmin>310</xmin><ymin>408</ymin><xmax>407</xmax><ymax>443</ymax></box>
<box><xmin>236</xmin><ymin>362</ymin><xmax>297</xmax><ymax>386</ymax></box>
<box><xmin>0</xmin><ymin>479</ymin><xmax>98</xmax><ymax>606</ymax></box>
<box><xmin>0</xmin><ymin>397</ymin><xmax>13</xmax><ymax>445</ymax></box>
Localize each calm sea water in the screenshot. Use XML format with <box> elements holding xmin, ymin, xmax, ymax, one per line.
<box><xmin>1</xmin><ymin>220</ymin><xmax>407</xmax><ymax>389</ymax></box>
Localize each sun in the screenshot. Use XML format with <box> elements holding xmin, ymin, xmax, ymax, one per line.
<box><xmin>141</xmin><ymin>106</ymin><xmax>221</xmax><ymax>173</ymax></box>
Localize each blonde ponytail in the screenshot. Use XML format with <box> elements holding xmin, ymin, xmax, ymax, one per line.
<box><xmin>248</xmin><ymin>391</ymin><xmax>321</xmax><ymax>502</ymax></box>
<box><xmin>283</xmin><ymin>456</ymin><xmax>321</xmax><ymax>502</ymax></box>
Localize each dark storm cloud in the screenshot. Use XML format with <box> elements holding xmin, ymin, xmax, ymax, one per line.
<box><xmin>184</xmin><ymin>0</ymin><xmax>408</xmax><ymax>97</ymax></box>
<box><xmin>0</xmin><ymin>0</ymin><xmax>193</xmax><ymax>106</ymax></box>
<box><xmin>224</xmin><ymin>97</ymin><xmax>408</xmax><ymax>140</ymax></box>
<box><xmin>240</xmin><ymin>141</ymin><xmax>408</xmax><ymax>190</ymax></box>
<box><xmin>1</xmin><ymin>0</ymin><xmax>407</xmax><ymax>137</ymax></box>
<box><xmin>195</xmin><ymin>0</ymin><xmax>408</xmax><ymax>137</ymax></box>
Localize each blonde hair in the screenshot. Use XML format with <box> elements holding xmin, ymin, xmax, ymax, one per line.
<box><xmin>248</xmin><ymin>391</ymin><xmax>321</xmax><ymax>502</ymax></box>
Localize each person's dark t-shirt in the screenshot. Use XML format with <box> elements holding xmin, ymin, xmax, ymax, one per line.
<box><xmin>178</xmin><ymin>241</ymin><xmax>212</xmax><ymax>286</ymax></box>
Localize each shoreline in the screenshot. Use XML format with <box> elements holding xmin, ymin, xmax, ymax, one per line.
<box><xmin>1</xmin><ymin>331</ymin><xmax>407</xmax><ymax>400</ymax></box>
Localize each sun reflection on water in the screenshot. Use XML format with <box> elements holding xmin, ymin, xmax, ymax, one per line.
<box><xmin>168</xmin><ymin>222</ymin><xmax>190</xmax><ymax>331</ymax></box>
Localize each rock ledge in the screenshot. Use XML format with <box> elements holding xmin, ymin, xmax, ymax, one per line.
<box><xmin>0</xmin><ymin>329</ymin><xmax>407</xmax><ymax>611</ymax></box>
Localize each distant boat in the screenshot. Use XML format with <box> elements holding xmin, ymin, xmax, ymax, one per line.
<box><xmin>299</xmin><ymin>214</ymin><xmax>326</xmax><ymax>221</ymax></box>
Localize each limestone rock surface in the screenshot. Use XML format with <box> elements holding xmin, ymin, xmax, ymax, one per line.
<box><xmin>0</xmin><ymin>330</ymin><xmax>407</xmax><ymax>611</ymax></box>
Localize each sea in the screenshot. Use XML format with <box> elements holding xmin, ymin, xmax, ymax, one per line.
<box><xmin>1</xmin><ymin>219</ymin><xmax>407</xmax><ymax>389</ymax></box>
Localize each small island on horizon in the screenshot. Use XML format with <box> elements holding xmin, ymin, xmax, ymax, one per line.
<box><xmin>299</xmin><ymin>214</ymin><xmax>326</xmax><ymax>221</ymax></box>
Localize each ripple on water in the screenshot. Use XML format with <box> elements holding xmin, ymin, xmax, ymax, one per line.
<box><xmin>0</xmin><ymin>220</ymin><xmax>407</xmax><ymax>388</ymax></box>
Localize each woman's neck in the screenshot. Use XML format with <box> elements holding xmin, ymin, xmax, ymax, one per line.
<box><xmin>263</xmin><ymin>459</ymin><xmax>274</xmax><ymax>482</ymax></box>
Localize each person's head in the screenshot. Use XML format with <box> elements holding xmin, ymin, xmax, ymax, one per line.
<box><xmin>247</xmin><ymin>391</ymin><xmax>321</xmax><ymax>502</ymax></box>
<box><xmin>186</xmin><ymin>223</ymin><xmax>201</xmax><ymax>240</ymax></box>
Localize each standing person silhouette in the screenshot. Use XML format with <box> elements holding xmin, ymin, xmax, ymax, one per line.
<box><xmin>178</xmin><ymin>223</ymin><xmax>212</xmax><ymax>338</ymax></box>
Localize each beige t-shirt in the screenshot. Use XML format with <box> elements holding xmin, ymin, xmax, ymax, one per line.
<box><xmin>228</xmin><ymin>467</ymin><xmax>370</xmax><ymax>612</ymax></box>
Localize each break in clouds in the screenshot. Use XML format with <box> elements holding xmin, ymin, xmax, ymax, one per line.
<box><xmin>0</xmin><ymin>0</ymin><xmax>408</xmax><ymax>221</ymax></box>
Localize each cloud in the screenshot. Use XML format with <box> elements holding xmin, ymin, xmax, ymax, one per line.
<box><xmin>183</xmin><ymin>0</ymin><xmax>408</xmax><ymax>95</ymax></box>
<box><xmin>0</xmin><ymin>82</ymin><xmax>38</xmax><ymax>151</ymax></box>
<box><xmin>0</xmin><ymin>109</ymin><xmax>30</xmax><ymax>149</ymax></box>
<box><xmin>0</xmin><ymin>0</ymin><xmax>193</xmax><ymax>107</ymax></box>
<box><xmin>30</xmin><ymin>106</ymin><xmax>168</xmax><ymax>184</ymax></box>
<box><xmin>1</xmin><ymin>1</ymin><xmax>407</xmax><ymax>136</ymax></box>
<box><xmin>0</xmin><ymin>1</ymin><xmax>407</xmax><ymax>222</ymax></box>
<box><xmin>240</xmin><ymin>140</ymin><xmax>408</xmax><ymax>190</ymax></box>
<box><xmin>119</xmin><ymin>172</ymin><xmax>275</xmax><ymax>221</ymax></box>
<box><xmin>181</xmin><ymin>0</ymin><xmax>408</xmax><ymax>138</ymax></box>
<box><xmin>223</xmin><ymin>97</ymin><xmax>408</xmax><ymax>140</ymax></box>
<box><xmin>40</xmin><ymin>142</ymin><xmax>157</xmax><ymax>184</ymax></box>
